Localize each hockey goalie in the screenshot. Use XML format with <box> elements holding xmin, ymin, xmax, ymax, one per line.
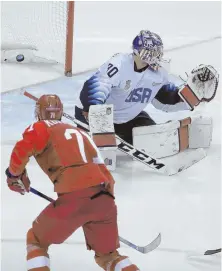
<box><xmin>74</xmin><ymin>30</ymin><xmax>219</xmax><ymax>170</ymax></box>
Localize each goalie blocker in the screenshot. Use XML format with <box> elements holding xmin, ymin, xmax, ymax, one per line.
<box><xmin>133</xmin><ymin>115</ymin><xmax>212</xmax><ymax>159</ymax></box>
<box><xmin>88</xmin><ymin>104</ymin><xmax>117</xmax><ymax>171</ymax></box>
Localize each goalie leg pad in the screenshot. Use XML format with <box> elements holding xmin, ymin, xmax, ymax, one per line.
<box><xmin>179</xmin><ymin>118</ymin><xmax>191</xmax><ymax>151</ymax></box>
<box><xmin>133</xmin><ymin>116</ymin><xmax>211</xmax><ymax>159</ymax></box>
<box><xmin>95</xmin><ymin>251</ymin><xmax>139</xmax><ymax>271</ymax></box>
<box><xmin>188</xmin><ymin>115</ymin><xmax>213</xmax><ymax>148</ymax></box>
<box><xmin>133</xmin><ymin>118</ymin><xmax>191</xmax><ymax>159</ymax></box>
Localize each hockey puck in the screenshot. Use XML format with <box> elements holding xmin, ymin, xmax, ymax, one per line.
<box><xmin>16</xmin><ymin>54</ymin><xmax>25</xmax><ymax>62</ymax></box>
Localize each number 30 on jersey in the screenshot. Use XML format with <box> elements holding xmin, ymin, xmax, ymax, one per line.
<box><xmin>107</xmin><ymin>63</ymin><xmax>118</xmax><ymax>78</ymax></box>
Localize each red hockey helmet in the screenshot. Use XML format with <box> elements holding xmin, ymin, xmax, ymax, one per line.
<box><xmin>35</xmin><ymin>94</ymin><xmax>63</xmax><ymax>120</ymax></box>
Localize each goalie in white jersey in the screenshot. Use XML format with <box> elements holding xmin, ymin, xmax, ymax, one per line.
<box><xmin>75</xmin><ymin>30</ymin><xmax>219</xmax><ymax>159</ymax></box>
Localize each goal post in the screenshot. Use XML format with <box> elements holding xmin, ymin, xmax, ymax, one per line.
<box><xmin>65</xmin><ymin>1</ymin><xmax>74</xmax><ymax>76</ymax></box>
<box><xmin>1</xmin><ymin>1</ymin><xmax>75</xmax><ymax>77</ymax></box>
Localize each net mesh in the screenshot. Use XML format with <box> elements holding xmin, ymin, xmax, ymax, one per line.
<box><xmin>1</xmin><ymin>1</ymin><xmax>69</xmax><ymax>64</ymax></box>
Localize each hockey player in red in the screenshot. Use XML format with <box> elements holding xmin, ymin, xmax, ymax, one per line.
<box><xmin>5</xmin><ymin>94</ymin><xmax>140</xmax><ymax>271</ymax></box>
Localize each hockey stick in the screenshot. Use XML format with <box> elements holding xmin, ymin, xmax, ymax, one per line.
<box><xmin>186</xmin><ymin>248</ymin><xmax>222</xmax><ymax>258</ymax></box>
<box><xmin>30</xmin><ymin>187</ymin><xmax>54</xmax><ymax>202</ymax></box>
<box><xmin>204</xmin><ymin>248</ymin><xmax>221</xmax><ymax>255</ymax></box>
<box><xmin>30</xmin><ymin>186</ymin><xmax>161</xmax><ymax>254</ymax></box>
<box><xmin>23</xmin><ymin>90</ymin><xmax>182</xmax><ymax>175</ymax></box>
<box><xmin>119</xmin><ymin>234</ymin><xmax>161</xmax><ymax>254</ymax></box>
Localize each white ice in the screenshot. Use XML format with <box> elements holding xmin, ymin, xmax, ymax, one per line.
<box><xmin>1</xmin><ymin>1</ymin><xmax>221</xmax><ymax>271</ymax></box>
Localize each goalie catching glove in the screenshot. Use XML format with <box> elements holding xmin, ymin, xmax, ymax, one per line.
<box><xmin>5</xmin><ymin>168</ymin><xmax>30</xmax><ymax>195</ymax></box>
<box><xmin>179</xmin><ymin>64</ymin><xmax>219</xmax><ymax>110</ymax></box>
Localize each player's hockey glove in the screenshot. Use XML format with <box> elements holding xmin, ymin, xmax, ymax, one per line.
<box><xmin>5</xmin><ymin>168</ymin><xmax>30</xmax><ymax>195</ymax></box>
<box><xmin>178</xmin><ymin>64</ymin><xmax>219</xmax><ymax>110</ymax></box>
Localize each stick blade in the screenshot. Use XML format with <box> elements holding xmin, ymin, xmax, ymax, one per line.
<box><xmin>163</xmin><ymin>148</ymin><xmax>207</xmax><ymax>176</ymax></box>
<box><xmin>119</xmin><ymin>233</ymin><xmax>161</xmax><ymax>254</ymax></box>
<box><xmin>204</xmin><ymin>248</ymin><xmax>221</xmax><ymax>255</ymax></box>
<box><xmin>139</xmin><ymin>233</ymin><xmax>161</xmax><ymax>254</ymax></box>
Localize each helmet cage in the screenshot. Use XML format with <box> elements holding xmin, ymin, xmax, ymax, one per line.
<box><xmin>133</xmin><ymin>30</ymin><xmax>164</xmax><ymax>70</ymax></box>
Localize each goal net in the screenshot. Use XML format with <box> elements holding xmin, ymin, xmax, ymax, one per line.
<box><xmin>1</xmin><ymin>1</ymin><xmax>74</xmax><ymax>76</ymax></box>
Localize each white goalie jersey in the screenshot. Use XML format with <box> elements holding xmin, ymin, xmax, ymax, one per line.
<box><xmin>78</xmin><ymin>53</ymin><xmax>190</xmax><ymax>124</ymax></box>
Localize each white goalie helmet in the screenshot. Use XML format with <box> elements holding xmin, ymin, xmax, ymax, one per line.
<box><xmin>132</xmin><ymin>30</ymin><xmax>164</xmax><ymax>70</ymax></box>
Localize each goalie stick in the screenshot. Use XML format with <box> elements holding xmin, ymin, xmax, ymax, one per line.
<box><xmin>30</xmin><ymin>187</ymin><xmax>161</xmax><ymax>254</ymax></box>
<box><xmin>23</xmin><ymin>90</ymin><xmax>204</xmax><ymax>176</ymax></box>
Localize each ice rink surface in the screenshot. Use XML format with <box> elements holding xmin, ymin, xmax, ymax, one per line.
<box><xmin>1</xmin><ymin>1</ymin><xmax>221</xmax><ymax>271</ymax></box>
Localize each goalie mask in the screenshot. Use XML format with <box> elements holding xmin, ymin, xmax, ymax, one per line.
<box><xmin>35</xmin><ymin>94</ymin><xmax>63</xmax><ymax>121</ymax></box>
<box><xmin>132</xmin><ymin>30</ymin><xmax>164</xmax><ymax>70</ymax></box>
